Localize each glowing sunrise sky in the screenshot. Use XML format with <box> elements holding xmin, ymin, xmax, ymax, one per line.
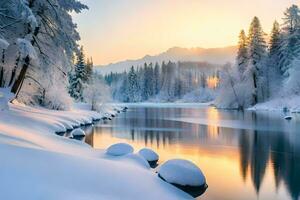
<box><xmin>73</xmin><ymin>0</ymin><xmax>300</xmax><ymax>65</ymax></box>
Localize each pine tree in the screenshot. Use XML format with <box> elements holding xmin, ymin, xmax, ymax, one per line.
<box><xmin>279</xmin><ymin>5</ymin><xmax>300</xmax><ymax>76</ymax></box>
<box><xmin>147</xmin><ymin>63</ymin><xmax>155</xmax><ymax>98</ymax></box>
<box><xmin>119</xmin><ymin>73</ymin><xmax>129</xmax><ymax>102</ymax></box>
<box><xmin>266</xmin><ymin>21</ymin><xmax>282</xmax><ymax>98</ymax></box>
<box><xmin>247</xmin><ymin>16</ymin><xmax>267</xmax><ymax>104</ymax></box>
<box><xmin>236</xmin><ymin>30</ymin><xmax>249</xmax><ymax>78</ymax></box>
<box><xmin>128</xmin><ymin>66</ymin><xmax>140</xmax><ymax>102</ymax></box>
<box><xmin>69</xmin><ymin>46</ymin><xmax>86</xmax><ymax>101</ymax></box>
<box><xmin>269</xmin><ymin>21</ymin><xmax>281</xmax><ymax>57</ymax></box>
<box><xmin>154</xmin><ymin>62</ymin><xmax>160</xmax><ymax>95</ymax></box>
<box><xmin>140</xmin><ymin>63</ymin><xmax>155</xmax><ymax>100</ymax></box>
<box><xmin>85</xmin><ymin>57</ymin><xmax>93</xmax><ymax>82</ymax></box>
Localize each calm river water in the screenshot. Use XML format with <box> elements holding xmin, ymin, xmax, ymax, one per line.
<box><xmin>83</xmin><ymin>105</ymin><xmax>300</xmax><ymax>200</ymax></box>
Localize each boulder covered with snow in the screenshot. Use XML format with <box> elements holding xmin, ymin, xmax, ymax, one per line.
<box><xmin>71</xmin><ymin>128</ymin><xmax>86</xmax><ymax>137</ymax></box>
<box><xmin>158</xmin><ymin>159</ymin><xmax>207</xmax><ymax>198</ymax></box>
<box><xmin>284</xmin><ymin>115</ymin><xmax>292</xmax><ymax>120</ymax></box>
<box><xmin>106</xmin><ymin>143</ymin><xmax>134</xmax><ymax>156</ymax></box>
<box><xmin>123</xmin><ymin>153</ymin><xmax>150</xmax><ymax>169</ymax></box>
<box><xmin>138</xmin><ymin>148</ymin><xmax>159</xmax><ymax>167</ymax></box>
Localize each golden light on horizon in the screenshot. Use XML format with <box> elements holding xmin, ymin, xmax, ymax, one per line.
<box><xmin>207</xmin><ymin>76</ymin><xmax>219</xmax><ymax>89</ymax></box>
<box><xmin>74</xmin><ymin>0</ymin><xmax>299</xmax><ymax>65</ymax></box>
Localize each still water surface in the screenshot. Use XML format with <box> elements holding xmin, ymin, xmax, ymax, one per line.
<box><xmin>84</xmin><ymin>105</ymin><xmax>300</xmax><ymax>200</ymax></box>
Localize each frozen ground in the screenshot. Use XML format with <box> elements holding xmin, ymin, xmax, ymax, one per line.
<box><xmin>0</xmin><ymin>102</ymin><xmax>192</xmax><ymax>200</ymax></box>
<box><xmin>249</xmin><ymin>95</ymin><xmax>300</xmax><ymax>112</ymax></box>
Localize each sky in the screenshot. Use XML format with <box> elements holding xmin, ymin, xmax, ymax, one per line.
<box><xmin>73</xmin><ymin>0</ymin><xmax>300</xmax><ymax>65</ymax></box>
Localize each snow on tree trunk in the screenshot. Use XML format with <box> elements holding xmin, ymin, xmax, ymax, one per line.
<box><xmin>0</xmin><ymin>88</ymin><xmax>14</xmax><ymax>111</ymax></box>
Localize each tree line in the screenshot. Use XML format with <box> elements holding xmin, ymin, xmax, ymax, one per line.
<box><xmin>216</xmin><ymin>4</ymin><xmax>300</xmax><ymax>109</ymax></box>
<box><xmin>0</xmin><ymin>0</ymin><xmax>88</xmax><ymax>110</ymax></box>
<box><xmin>105</xmin><ymin>61</ymin><xmax>219</xmax><ymax>102</ymax></box>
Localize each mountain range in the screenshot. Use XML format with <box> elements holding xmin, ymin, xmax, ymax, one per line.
<box><xmin>95</xmin><ymin>46</ymin><xmax>237</xmax><ymax>74</ymax></box>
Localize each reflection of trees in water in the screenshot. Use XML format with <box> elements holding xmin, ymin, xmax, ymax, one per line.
<box><xmin>85</xmin><ymin>107</ymin><xmax>300</xmax><ymax>200</ymax></box>
<box><xmin>238</xmin><ymin>129</ymin><xmax>269</xmax><ymax>193</ymax></box>
<box><xmin>83</xmin><ymin>126</ymin><xmax>94</xmax><ymax>146</ymax></box>
<box><xmin>239</xmin><ymin>130</ymin><xmax>250</xmax><ymax>181</ymax></box>
<box><xmin>250</xmin><ymin>130</ymin><xmax>269</xmax><ymax>193</ymax></box>
<box><xmin>238</xmin><ymin>125</ymin><xmax>300</xmax><ymax>199</ymax></box>
<box><xmin>270</xmin><ymin>135</ymin><xmax>300</xmax><ymax>200</ymax></box>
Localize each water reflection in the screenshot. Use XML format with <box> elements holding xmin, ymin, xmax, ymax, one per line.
<box><xmin>83</xmin><ymin>106</ymin><xmax>300</xmax><ymax>200</ymax></box>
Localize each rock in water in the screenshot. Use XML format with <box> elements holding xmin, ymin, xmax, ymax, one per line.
<box><xmin>106</xmin><ymin>143</ymin><xmax>134</xmax><ymax>156</ymax></box>
<box><xmin>158</xmin><ymin>159</ymin><xmax>207</xmax><ymax>198</ymax></box>
<box><xmin>138</xmin><ymin>148</ymin><xmax>159</xmax><ymax>168</ymax></box>
<box><xmin>71</xmin><ymin>128</ymin><xmax>86</xmax><ymax>137</ymax></box>
<box><xmin>284</xmin><ymin>116</ymin><xmax>292</xmax><ymax>120</ymax></box>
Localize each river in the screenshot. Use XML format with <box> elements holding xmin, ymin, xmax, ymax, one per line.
<box><xmin>83</xmin><ymin>104</ymin><xmax>300</xmax><ymax>200</ymax></box>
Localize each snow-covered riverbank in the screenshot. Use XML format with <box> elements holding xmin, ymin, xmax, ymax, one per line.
<box><xmin>249</xmin><ymin>95</ymin><xmax>300</xmax><ymax>113</ymax></box>
<box><xmin>0</xmin><ymin>103</ymin><xmax>192</xmax><ymax>200</ymax></box>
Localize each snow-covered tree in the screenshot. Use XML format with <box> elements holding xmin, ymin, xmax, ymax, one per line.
<box><xmin>69</xmin><ymin>46</ymin><xmax>86</xmax><ymax>101</ymax></box>
<box><xmin>282</xmin><ymin>57</ymin><xmax>300</xmax><ymax>94</ymax></box>
<box><xmin>266</xmin><ymin>21</ymin><xmax>283</xmax><ymax>98</ymax></box>
<box><xmin>154</xmin><ymin>62</ymin><xmax>160</xmax><ymax>95</ymax></box>
<box><xmin>215</xmin><ymin>63</ymin><xmax>253</xmax><ymax>109</ymax></box>
<box><xmin>0</xmin><ymin>39</ymin><xmax>9</xmax><ymax>87</ymax></box>
<box><xmin>160</xmin><ymin>61</ymin><xmax>176</xmax><ymax>101</ymax></box>
<box><xmin>84</xmin><ymin>57</ymin><xmax>93</xmax><ymax>82</ymax></box>
<box><xmin>83</xmin><ymin>74</ymin><xmax>111</xmax><ymax>111</ymax></box>
<box><xmin>141</xmin><ymin>63</ymin><xmax>155</xmax><ymax>100</ymax></box>
<box><xmin>247</xmin><ymin>16</ymin><xmax>267</xmax><ymax>104</ymax></box>
<box><xmin>0</xmin><ymin>0</ymin><xmax>88</xmax><ymax>109</ymax></box>
<box><xmin>236</xmin><ymin>30</ymin><xmax>249</xmax><ymax>79</ymax></box>
<box><xmin>279</xmin><ymin>5</ymin><xmax>300</xmax><ymax>77</ymax></box>
<box><xmin>269</xmin><ymin>21</ymin><xmax>281</xmax><ymax>58</ymax></box>
<box><xmin>128</xmin><ymin>66</ymin><xmax>141</xmax><ymax>102</ymax></box>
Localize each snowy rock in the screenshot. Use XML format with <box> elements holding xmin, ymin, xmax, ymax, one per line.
<box><xmin>123</xmin><ymin>154</ymin><xmax>150</xmax><ymax>169</ymax></box>
<box><xmin>284</xmin><ymin>116</ymin><xmax>292</xmax><ymax>120</ymax></box>
<box><xmin>71</xmin><ymin>128</ymin><xmax>86</xmax><ymax>137</ymax></box>
<box><xmin>158</xmin><ymin>159</ymin><xmax>207</xmax><ymax>197</ymax></box>
<box><xmin>138</xmin><ymin>148</ymin><xmax>159</xmax><ymax>167</ymax></box>
<box><xmin>106</xmin><ymin>143</ymin><xmax>134</xmax><ymax>156</ymax></box>
<box><xmin>102</xmin><ymin>117</ymin><xmax>108</xmax><ymax>120</ymax></box>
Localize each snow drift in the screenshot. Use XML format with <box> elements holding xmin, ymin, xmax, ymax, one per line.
<box><xmin>0</xmin><ymin>103</ymin><xmax>193</xmax><ymax>200</ymax></box>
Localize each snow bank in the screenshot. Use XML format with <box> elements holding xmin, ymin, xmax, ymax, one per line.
<box><xmin>106</xmin><ymin>143</ymin><xmax>134</xmax><ymax>156</ymax></box>
<box><xmin>138</xmin><ymin>148</ymin><xmax>159</xmax><ymax>168</ymax></box>
<box><xmin>158</xmin><ymin>159</ymin><xmax>206</xmax><ymax>187</ymax></box>
<box><xmin>0</xmin><ymin>103</ymin><xmax>193</xmax><ymax>200</ymax></box>
<box><xmin>120</xmin><ymin>153</ymin><xmax>151</xmax><ymax>169</ymax></box>
<box><xmin>70</xmin><ymin>128</ymin><xmax>86</xmax><ymax>137</ymax></box>
<box><xmin>139</xmin><ymin>148</ymin><xmax>159</xmax><ymax>162</ymax></box>
<box><xmin>178</xmin><ymin>88</ymin><xmax>215</xmax><ymax>103</ymax></box>
<box><xmin>249</xmin><ymin>95</ymin><xmax>300</xmax><ymax>112</ymax></box>
<box><xmin>138</xmin><ymin>148</ymin><xmax>159</xmax><ymax>167</ymax></box>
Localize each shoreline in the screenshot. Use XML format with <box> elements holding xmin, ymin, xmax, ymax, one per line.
<box><xmin>0</xmin><ymin>103</ymin><xmax>192</xmax><ymax>200</ymax></box>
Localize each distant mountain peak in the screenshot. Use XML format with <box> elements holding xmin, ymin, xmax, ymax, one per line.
<box><xmin>96</xmin><ymin>45</ymin><xmax>237</xmax><ymax>74</ymax></box>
